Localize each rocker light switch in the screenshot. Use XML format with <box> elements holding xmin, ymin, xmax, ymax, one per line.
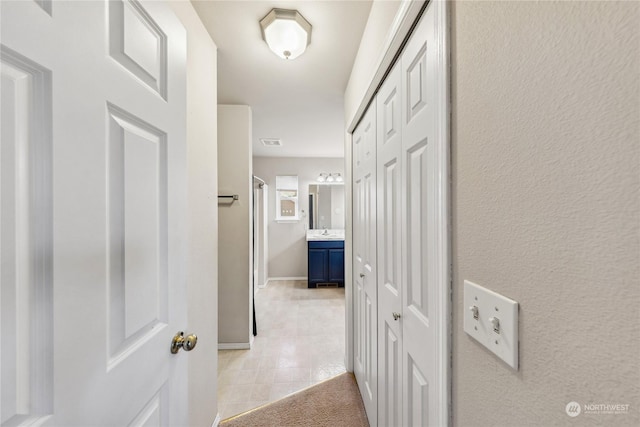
<box><xmin>463</xmin><ymin>280</ymin><xmax>519</xmax><ymax>370</ymax></box>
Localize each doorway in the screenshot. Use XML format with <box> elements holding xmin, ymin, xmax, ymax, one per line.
<box><xmin>218</xmin><ymin>161</ymin><xmax>348</xmax><ymax>420</ymax></box>
<box><xmin>217</xmin><ymin>279</ymin><xmax>346</xmax><ymax>419</ymax></box>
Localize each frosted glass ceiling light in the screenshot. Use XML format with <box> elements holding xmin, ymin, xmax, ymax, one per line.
<box><xmin>317</xmin><ymin>173</ymin><xmax>326</xmax><ymax>182</ymax></box>
<box><xmin>335</xmin><ymin>173</ymin><xmax>343</xmax><ymax>182</ymax></box>
<box><xmin>326</xmin><ymin>174</ymin><xmax>335</xmax><ymax>183</ymax></box>
<box><xmin>260</xmin><ymin>8</ymin><xmax>312</xmax><ymax>60</ymax></box>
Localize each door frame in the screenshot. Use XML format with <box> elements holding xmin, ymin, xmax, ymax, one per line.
<box><xmin>344</xmin><ymin>0</ymin><xmax>450</xmax><ymax>424</ymax></box>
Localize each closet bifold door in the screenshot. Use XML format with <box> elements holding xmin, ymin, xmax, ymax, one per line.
<box><xmin>352</xmin><ymin>102</ymin><xmax>378</xmax><ymax>426</ymax></box>
<box><xmin>375</xmin><ymin>60</ymin><xmax>403</xmax><ymax>427</ymax></box>
<box><xmin>400</xmin><ymin>2</ymin><xmax>448</xmax><ymax>425</ymax></box>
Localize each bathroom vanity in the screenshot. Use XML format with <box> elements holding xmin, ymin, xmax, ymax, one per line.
<box><xmin>307</xmin><ymin>230</ymin><xmax>345</xmax><ymax>288</ymax></box>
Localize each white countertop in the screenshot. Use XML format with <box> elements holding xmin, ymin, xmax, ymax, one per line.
<box><xmin>306</xmin><ymin>229</ymin><xmax>345</xmax><ymax>241</ymax></box>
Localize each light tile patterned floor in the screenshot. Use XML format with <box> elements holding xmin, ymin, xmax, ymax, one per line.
<box><xmin>218</xmin><ymin>280</ymin><xmax>346</xmax><ymax>420</ymax></box>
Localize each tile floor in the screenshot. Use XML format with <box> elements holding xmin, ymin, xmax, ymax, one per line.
<box><xmin>218</xmin><ymin>280</ymin><xmax>346</xmax><ymax>420</ymax></box>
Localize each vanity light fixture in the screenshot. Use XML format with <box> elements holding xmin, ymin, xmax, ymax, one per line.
<box><xmin>259</xmin><ymin>8</ymin><xmax>312</xmax><ymax>60</ymax></box>
<box><xmin>317</xmin><ymin>173</ymin><xmax>343</xmax><ymax>183</ymax></box>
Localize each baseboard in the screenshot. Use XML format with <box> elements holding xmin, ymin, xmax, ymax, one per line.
<box><xmin>218</xmin><ymin>342</ymin><xmax>251</xmax><ymax>350</ymax></box>
<box><xmin>211</xmin><ymin>413</ymin><xmax>221</xmax><ymax>427</ymax></box>
<box><xmin>266</xmin><ymin>276</ymin><xmax>307</xmax><ymax>285</ymax></box>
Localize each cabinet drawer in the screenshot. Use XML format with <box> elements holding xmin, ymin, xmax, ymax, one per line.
<box><xmin>308</xmin><ymin>240</ymin><xmax>344</xmax><ymax>250</ymax></box>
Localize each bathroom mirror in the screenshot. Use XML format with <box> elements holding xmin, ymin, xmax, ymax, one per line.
<box><xmin>308</xmin><ymin>184</ymin><xmax>345</xmax><ymax>230</ymax></box>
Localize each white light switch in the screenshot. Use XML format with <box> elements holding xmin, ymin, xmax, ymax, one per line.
<box><xmin>464</xmin><ymin>280</ymin><xmax>519</xmax><ymax>370</ymax></box>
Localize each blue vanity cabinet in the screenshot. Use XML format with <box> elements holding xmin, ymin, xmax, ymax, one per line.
<box><xmin>308</xmin><ymin>240</ymin><xmax>344</xmax><ymax>288</ymax></box>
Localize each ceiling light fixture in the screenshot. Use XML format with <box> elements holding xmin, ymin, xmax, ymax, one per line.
<box><xmin>334</xmin><ymin>173</ymin><xmax>343</xmax><ymax>182</ymax></box>
<box><xmin>317</xmin><ymin>173</ymin><xmax>326</xmax><ymax>183</ymax></box>
<box><xmin>259</xmin><ymin>8</ymin><xmax>312</xmax><ymax>60</ymax></box>
<box><xmin>326</xmin><ymin>174</ymin><xmax>335</xmax><ymax>183</ymax></box>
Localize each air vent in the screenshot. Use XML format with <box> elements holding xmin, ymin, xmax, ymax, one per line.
<box><xmin>260</xmin><ymin>138</ymin><xmax>282</xmax><ymax>147</ymax></box>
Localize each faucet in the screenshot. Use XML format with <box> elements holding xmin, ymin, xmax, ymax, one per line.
<box><xmin>322</xmin><ymin>227</ymin><xmax>329</xmax><ymax>235</ymax></box>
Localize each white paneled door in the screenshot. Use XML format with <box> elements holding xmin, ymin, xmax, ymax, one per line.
<box><xmin>376</xmin><ymin>61</ymin><xmax>403</xmax><ymax>427</ymax></box>
<box><xmin>1</xmin><ymin>1</ymin><xmax>188</xmax><ymax>425</ymax></box>
<box><xmin>352</xmin><ymin>103</ymin><xmax>377</xmax><ymax>426</ymax></box>
<box><xmin>400</xmin><ymin>2</ymin><xmax>449</xmax><ymax>425</ymax></box>
<box><xmin>353</xmin><ymin>1</ymin><xmax>449</xmax><ymax>425</ymax></box>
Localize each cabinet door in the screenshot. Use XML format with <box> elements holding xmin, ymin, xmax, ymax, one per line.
<box><xmin>308</xmin><ymin>248</ymin><xmax>328</xmax><ymax>283</ymax></box>
<box><xmin>328</xmin><ymin>248</ymin><xmax>344</xmax><ymax>283</ymax></box>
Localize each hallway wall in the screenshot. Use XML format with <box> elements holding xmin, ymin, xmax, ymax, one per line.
<box><xmin>451</xmin><ymin>1</ymin><xmax>639</xmax><ymax>425</ymax></box>
<box><xmin>344</xmin><ymin>0</ymin><xmax>402</xmax><ymax>125</ymax></box>
<box><xmin>253</xmin><ymin>156</ymin><xmax>344</xmax><ymax>278</ymax></box>
<box><xmin>218</xmin><ymin>105</ymin><xmax>253</xmax><ymax>345</ymax></box>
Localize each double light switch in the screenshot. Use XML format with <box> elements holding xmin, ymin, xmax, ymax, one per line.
<box><xmin>464</xmin><ymin>280</ymin><xmax>519</xmax><ymax>370</ymax></box>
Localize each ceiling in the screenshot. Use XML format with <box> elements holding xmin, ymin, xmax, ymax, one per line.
<box><xmin>191</xmin><ymin>0</ymin><xmax>373</xmax><ymax>158</ymax></box>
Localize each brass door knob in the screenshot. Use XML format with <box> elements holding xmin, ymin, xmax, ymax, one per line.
<box><xmin>359</xmin><ymin>273</ymin><xmax>365</xmax><ymax>278</ymax></box>
<box><xmin>392</xmin><ymin>312</ymin><xmax>401</xmax><ymax>321</ymax></box>
<box><xmin>171</xmin><ymin>331</ymin><xmax>198</xmax><ymax>354</ymax></box>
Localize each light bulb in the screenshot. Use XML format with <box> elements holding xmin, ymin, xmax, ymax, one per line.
<box><xmin>326</xmin><ymin>174</ymin><xmax>334</xmax><ymax>182</ymax></box>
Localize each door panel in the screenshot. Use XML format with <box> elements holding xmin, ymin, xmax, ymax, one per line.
<box><xmin>109</xmin><ymin>0</ymin><xmax>168</xmax><ymax>99</ymax></box>
<box><xmin>0</xmin><ymin>1</ymin><xmax>187</xmax><ymax>424</ymax></box>
<box><xmin>382</xmin><ymin>323</ymin><xmax>401</xmax><ymax>426</ymax></box>
<box><xmin>401</xmin><ymin>4</ymin><xmax>444</xmax><ymax>426</ymax></box>
<box><xmin>406</xmin><ymin>139</ymin><xmax>429</xmax><ymax>322</ymax></box>
<box><xmin>352</xmin><ymin>103</ymin><xmax>377</xmax><ymax>426</ymax></box>
<box><xmin>407</xmin><ymin>355</ymin><xmax>429</xmax><ymax>426</ymax></box>
<box><xmin>376</xmin><ymin>61</ymin><xmax>403</xmax><ymax>427</ymax></box>
<box><xmin>107</xmin><ymin>104</ymin><xmax>169</xmax><ymax>361</ymax></box>
<box><xmin>0</xmin><ymin>46</ymin><xmax>54</xmax><ymax>426</ymax></box>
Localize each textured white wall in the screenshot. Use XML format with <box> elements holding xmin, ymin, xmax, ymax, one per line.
<box><xmin>451</xmin><ymin>1</ymin><xmax>640</xmax><ymax>425</ymax></box>
<box><xmin>218</xmin><ymin>105</ymin><xmax>253</xmax><ymax>345</ymax></box>
<box><xmin>253</xmin><ymin>157</ymin><xmax>344</xmax><ymax>278</ymax></box>
<box><xmin>168</xmin><ymin>1</ymin><xmax>218</xmax><ymax>424</ymax></box>
<box><xmin>344</xmin><ymin>0</ymin><xmax>401</xmax><ymax>128</ymax></box>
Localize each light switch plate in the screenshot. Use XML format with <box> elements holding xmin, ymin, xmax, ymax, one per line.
<box><xmin>464</xmin><ymin>280</ymin><xmax>519</xmax><ymax>370</ymax></box>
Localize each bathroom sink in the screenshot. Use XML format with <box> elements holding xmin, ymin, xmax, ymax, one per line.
<box><xmin>306</xmin><ymin>230</ymin><xmax>345</xmax><ymax>241</ymax></box>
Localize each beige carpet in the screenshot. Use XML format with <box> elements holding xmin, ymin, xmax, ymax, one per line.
<box><xmin>220</xmin><ymin>373</ymin><xmax>369</xmax><ymax>427</ymax></box>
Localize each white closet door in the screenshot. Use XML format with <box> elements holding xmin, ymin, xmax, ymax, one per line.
<box><xmin>400</xmin><ymin>2</ymin><xmax>448</xmax><ymax>425</ymax></box>
<box><xmin>375</xmin><ymin>61</ymin><xmax>404</xmax><ymax>427</ymax></box>
<box><xmin>352</xmin><ymin>103</ymin><xmax>378</xmax><ymax>426</ymax></box>
<box><xmin>1</xmin><ymin>1</ymin><xmax>188</xmax><ymax>424</ymax></box>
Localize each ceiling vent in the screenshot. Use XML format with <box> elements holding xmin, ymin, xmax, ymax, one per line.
<box><xmin>260</xmin><ymin>138</ymin><xmax>282</xmax><ymax>147</ymax></box>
